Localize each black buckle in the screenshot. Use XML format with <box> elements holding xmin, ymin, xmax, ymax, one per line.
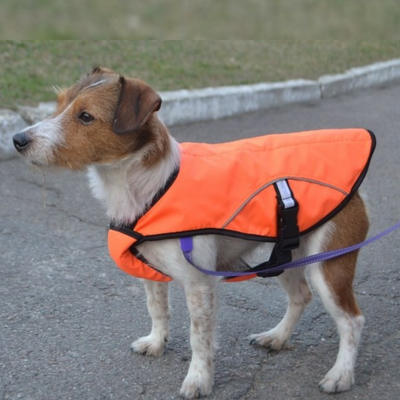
<box><xmin>278</xmin><ymin>203</ymin><xmax>300</xmax><ymax>251</ymax></box>
<box><xmin>256</xmin><ymin>181</ymin><xmax>300</xmax><ymax>278</ymax></box>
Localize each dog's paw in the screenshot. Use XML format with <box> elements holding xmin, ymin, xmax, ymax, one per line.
<box><xmin>318</xmin><ymin>367</ymin><xmax>354</xmax><ymax>393</ymax></box>
<box><xmin>179</xmin><ymin>369</ymin><xmax>213</xmax><ymax>399</ymax></box>
<box><xmin>131</xmin><ymin>334</ymin><xmax>166</xmax><ymax>357</ymax></box>
<box><xmin>248</xmin><ymin>330</ymin><xmax>286</xmax><ymax>351</ymax></box>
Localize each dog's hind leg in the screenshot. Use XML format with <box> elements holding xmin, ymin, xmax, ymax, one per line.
<box><xmin>131</xmin><ymin>280</ymin><xmax>170</xmax><ymax>357</ymax></box>
<box><xmin>249</xmin><ymin>267</ymin><xmax>312</xmax><ymax>350</ymax></box>
<box><xmin>309</xmin><ymin>260</ymin><xmax>364</xmax><ymax>393</ymax></box>
<box><xmin>309</xmin><ymin>192</ymin><xmax>368</xmax><ymax>393</ymax></box>
<box><xmin>180</xmin><ymin>278</ymin><xmax>219</xmax><ymax>399</ymax></box>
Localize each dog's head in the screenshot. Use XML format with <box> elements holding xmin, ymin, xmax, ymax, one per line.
<box><xmin>13</xmin><ymin>67</ymin><xmax>164</xmax><ymax>170</ymax></box>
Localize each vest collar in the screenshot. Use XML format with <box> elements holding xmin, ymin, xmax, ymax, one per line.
<box><xmin>109</xmin><ymin>167</ymin><xmax>180</xmax><ymax>231</ymax></box>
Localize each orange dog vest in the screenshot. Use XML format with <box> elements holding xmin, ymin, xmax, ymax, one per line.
<box><xmin>108</xmin><ymin>128</ymin><xmax>375</xmax><ymax>282</ymax></box>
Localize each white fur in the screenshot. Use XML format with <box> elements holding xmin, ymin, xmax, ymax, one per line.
<box><xmin>131</xmin><ymin>280</ymin><xmax>170</xmax><ymax>357</ymax></box>
<box><xmin>309</xmin><ymin>264</ymin><xmax>364</xmax><ymax>392</ymax></box>
<box><xmin>87</xmin><ymin>137</ymin><xmax>180</xmax><ymax>223</ymax></box>
<box><xmin>19</xmin><ymin>105</ymin><xmax>71</xmax><ymax>166</ymax></box>
<box><xmin>84</xmin><ymin>79</ymin><xmax>109</xmax><ymax>90</ymax></box>
<box><xmin>248</xmin><ymin>266</ymin><xmax>312</xmax><ymax>350</ymax></box>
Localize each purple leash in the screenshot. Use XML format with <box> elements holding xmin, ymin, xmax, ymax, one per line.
<box><xmin>180</xmin><ymin>220</ymin><xmax>400</xmax><ymax>278</ymax></box>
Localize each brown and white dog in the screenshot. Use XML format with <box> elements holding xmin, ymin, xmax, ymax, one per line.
<box><xmin>13</xmin><ymin>68</ymin><xmax>368</xmax><ymax>398</ymax></box>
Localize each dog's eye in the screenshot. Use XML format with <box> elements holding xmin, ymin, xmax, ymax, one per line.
<box><xmin>78</xmin><ymin>112</ymin><xmax>95</xmax><ymax>125</ymax></box>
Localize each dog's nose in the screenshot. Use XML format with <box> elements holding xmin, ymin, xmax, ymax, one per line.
<box><xmin>13</xmin><ymin>133</ymin><xmax>31</xmax><ymax>152</ymax></box>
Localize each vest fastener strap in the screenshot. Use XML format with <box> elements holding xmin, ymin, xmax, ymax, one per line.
<box><xmin>257</xmin><ymin>180</ymin><xmax>300</xmax><ymax>277</ymax></box>
<box><xmin>275</xmin><ymin>179</ymin><xmax>300</xmax><ymax>252</ymax></box>
<box><xmin>278</xmin><ymin>203</ymin><xmax>300</xmax><ymax>251</ymax></box>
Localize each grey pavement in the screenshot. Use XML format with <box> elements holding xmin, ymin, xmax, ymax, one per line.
<box><xmin>1</xmin><ymin>81</ymin><xmax>400</xmax><ymax>400</ymax></box>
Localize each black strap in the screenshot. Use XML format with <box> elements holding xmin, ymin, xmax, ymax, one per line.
<box><xmin>255</xmin><ymin>180</ymin><xmax>300</xmax><ymax>278</ymax></box>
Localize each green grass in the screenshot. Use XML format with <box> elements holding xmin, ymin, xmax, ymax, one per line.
<box><xmin>1</xmin><ymin>41</ymin><xmax>400</xmax><ymax>109</ymax></box>
<box><xmin>1</xmin><ymin>1</ymin><xmax>400</xmax><ymax>39</ymax></box>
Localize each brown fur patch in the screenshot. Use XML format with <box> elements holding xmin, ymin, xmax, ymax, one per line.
<box><xmin>323</xmin><ymin>192</ymin><xmax>369</xmax><ymax>316</ymax></box>
<box><xmin>113</xmin><ymin>77</ymin><xmax>161</xmax><ymax>134</ymax></box>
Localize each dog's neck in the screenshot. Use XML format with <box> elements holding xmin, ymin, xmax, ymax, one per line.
<box><xmin>87</xmin><ymin>132</ymin><xmax>180</xmax><ymax>225</ymax></box>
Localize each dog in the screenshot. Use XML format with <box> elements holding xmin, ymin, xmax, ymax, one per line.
<box><xmin>13</xmin><ymin>67</ymin><xmax>369</xmax><ymax>398</ymax></box>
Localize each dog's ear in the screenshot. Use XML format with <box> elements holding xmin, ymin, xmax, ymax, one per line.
<box><xmin>92</xmin><ymin>66</ymin><xmax>105</xmax><ymax>74</ymax></box>
<box><xmin>92</xmin><ymin>66</ymin><xmax>115</xmax><ymax>75</ymax></box>
<box><xmin>113</xmin><ymin>76</ymin><xmax>162</xmax><ymax>135</ymax></box>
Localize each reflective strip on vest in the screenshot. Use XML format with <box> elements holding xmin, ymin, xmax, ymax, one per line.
<box><xmin>275</xmin><ymin>180</ymin><xmax>296</xmax><ymax>209</ymax></box>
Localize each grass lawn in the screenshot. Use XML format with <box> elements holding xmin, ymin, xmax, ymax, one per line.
<box><xmin>1</xmin><ymin>1</ymin><xmax>400</xmax><ymax>39</ymax></box>
<box><xmin>1</xmin><ymin>41</ymin><xmax>400</xmax><ymax>109</ymax></box>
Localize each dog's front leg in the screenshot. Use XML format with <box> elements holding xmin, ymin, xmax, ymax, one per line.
<box><xmin>131</xmin><ymin>280</ymin><xmax>170</xmax><ymax>357</ymax></box>
<box><xmin>180</xmin><ymin>280</ymin><xmax>218</xmax><ymax>399</ymax></box>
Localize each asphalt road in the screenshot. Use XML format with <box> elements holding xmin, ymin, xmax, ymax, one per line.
<box><xmin>1</xmin><ymin>81</ymin><xmax>400</xmax><ymax>400</ymax></box>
